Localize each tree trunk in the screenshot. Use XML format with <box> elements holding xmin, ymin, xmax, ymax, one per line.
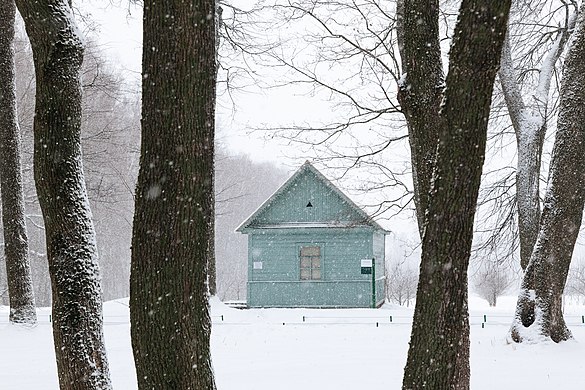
<box><xmin>515</xmin><ymin>127</ymin><xmax>545</xmax><ymax>270</ymax></box>
<box><xmin>499</xmin><ymin>35</ymin><xmax>543</xmax><ymax>271</ymax></box>
<box><xmin>0</xmin><ymin>0</ymin><xmax>36</xmax><ymax>324</ymax></box>
<box><xmin>208</xmin><ymin>3</ymin><xmax>224</xmax><ymax>298</ymax></box>
<box><xmin>499</xmin><ymin>10</ymin><xmax>576</xmax><ymax>270</ymax></box>
<box><xmin>401</xmin><ymin>1</ymin><xmax>511</xmax><ymax>389</ymax></box>
<box><xmin>15</xmin><ymin>1</ymin><xmax>112</xmax><ymax>388</ymax></box>
<box><xmin>129</xmin><ymin>0</ymin><xmax>217</xmax><ymax>388</ymax></box>
<box><xmin>510</xmin><ymin>6</ymin><xmax>585</xmax><ymax>343</ymax></box>
<box><xmin>396</xmin><ymin>0</ymin><xmax>443</xmax><ymax>237</ymax></box>
<box><xmin>209</xmin><ymin>226</ymin><xmax>217</xmax><ymax>296</ymax></box>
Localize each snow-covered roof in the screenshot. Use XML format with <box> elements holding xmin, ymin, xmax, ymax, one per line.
<box><xmin>236</xmin><ymin>161</ymin><xmax>389</xmax><ymax>233</ymax></box>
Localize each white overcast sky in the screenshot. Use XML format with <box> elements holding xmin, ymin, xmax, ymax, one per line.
<box><xmin>80</xmin><ymin>1</ymin><xmax>142</xmax><ymax>79</ymax></box>
<box><xmin>80</xmin><ymin>0</ymin><xmax>312</xmax><ymax>168</ymax></box>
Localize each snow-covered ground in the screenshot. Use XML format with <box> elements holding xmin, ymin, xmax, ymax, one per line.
<box><xmin>1</xmin><ymin>296</ymin><xmax>585</xmax><ymax>389</ymax></box>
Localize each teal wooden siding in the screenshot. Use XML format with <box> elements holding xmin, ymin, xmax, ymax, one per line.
<box><xmin>248</xmin><ymin>281</ymin><xmax>373</xmax><ymax>308</ymax></box>
<box><xmin>251</xmin><ymin>169</ymin><xmax>364</xmax><ymax>226</ymax></box>
<box><xmin>238</xmin><ymin>162</ymin><xmax>387</xmax><ymax>308</ymax></box>
<box><xmin>248</xmin><ymin>229</ymin><xmax>373</xmax><ymax>282</ymax></box>
<box><xmin>247</xmin><ymin>228</ymin><xmax>383</xmax><ymax>307</ymax></box>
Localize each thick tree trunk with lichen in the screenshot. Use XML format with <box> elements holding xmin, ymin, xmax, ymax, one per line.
<box><xmin>400</xmin><ymin>1</ymin><xmax>511</xmax><ymax>388</ymax></box>
<box><xmin>0</xmin><ymin>0</ymin><xmax>36</xmax><ymax>324</ymax></box>
<box><xmin>510</xmin><ymin>6</ymin><xmax>585</xmax><ymax>343</ymax></box>
<box><xmin>15</xmin><ymin>1</ymin><xmax>112</xmax><ymax>389</ymax></box>
<box><xmin>129</xmin><ymin>0</ymin><xmax>217</xmax><ymax>388</ymax></box>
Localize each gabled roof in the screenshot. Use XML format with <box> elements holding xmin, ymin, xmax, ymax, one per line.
<box><xmin>236</xmin><ymin>161</ymin><xmax>388</xmax><ymax>233</ymax></box>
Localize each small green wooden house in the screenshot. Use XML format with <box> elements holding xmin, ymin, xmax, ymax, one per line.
<box><xmin>237</xmin><ymin>161</ymin><xmax>387</xmax><ymax>308</ymax></box>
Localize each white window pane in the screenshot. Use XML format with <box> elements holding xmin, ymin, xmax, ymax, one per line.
<box><xmin>312</xmin><ymin>258</ymin><xmax>320</xmax><ymax>268</ymax></box>
<box><xmin>301</xmin><ymin>257</ymin><xmax>311</xmax><ymax>268</ymax></box>
<box><xmin>300</xmin><ymin>269</ymin><xmax>311</xmax><ymax>280</ymax></box>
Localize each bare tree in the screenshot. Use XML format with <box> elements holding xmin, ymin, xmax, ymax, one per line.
<box><xmin>400</xmin><ymin>1</ymin><xmax>511</xmax><ymax>388</ymax></box>
<box><xmin>510</xmin><ymin>3</ymin><xmax>585</xmax><ymax>343</ymax></box>
<box><xmin>564</xmin><ymin>258</ymin><xmax>585</xmax><ymax>302</ymax></box>
<box><xmin>15</xmin><ymin>1</ymin><xmax>112</xmax><ymax>388</ymax></box>
<box><xmin>11</xmin><ymin>25</ymin><xmax>141</xmax><ymax>305</ymax></box>
<box><xmin>385</xmin><ymin>260</ymin><xmax>418</xmax><ymax>307</ymax></box>
<box><xmin>215</xmin><ymin>152</ymin><xmax>288</xmax><ymax>301</ymax></box>
<box><xmin>472</xmin><ymin>262</ymin><xmax>514</xmax><ymax>307</ymax></box>
<box><xmin>566</xmin><ymin>259</ymin><xmax>585</xmax><ymax>301</ymax></box>
<box><xmin>0</xmin><ymin>0</ymin><xmax>36</xmax><ymax>324</ymax></box>
<box><xmin>215</xmin><ymin>0</ymin><xmax>417</xmax><ymax>222</ymax></box>
<box><xmin>499</xmin><ymin>1</ymin><xmax>578</xmax><ymax>270</ymax></box>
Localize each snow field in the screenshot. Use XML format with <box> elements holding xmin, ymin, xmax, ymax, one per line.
<box><xmin>1</xmin><ymin>296</ymin><xmax>585</xmax><ymax>389</ymax></box>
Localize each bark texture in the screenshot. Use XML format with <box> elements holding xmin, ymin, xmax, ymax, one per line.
<box><xmin>499</xmin><ymin>10</ymin><xmax>576</xmax><ymax>270</ymax></box>
<box><xmin>510</xmin><ymin>6</ymin><xmax>585</xmax><ymax>343</ymax></box>
<box><xmin>208</xmin><ymin>3</ymin><xmax>224</xmax><ymax>298</ymax></box>
<box><xmin>15</xmin><ymin>1</ymin><xmax>112</xmax><ymax>388</ymax></box>
<box><xmin>401</xmin><ymin>1</ymin><xmax>511</xmax><ymax>389</ymax></box>
<box><xmin>0</xmin><ymin>0</ymin><xmax>36</xmax><ymax>324</ymax></box>
<box><xmin>499</xmin><ymin>36</ymin><xmax>542</xmax><ymax>271</ymax></box>
<box><xmin>129</xmin><ymin>0</ymin><xmax>217</xmax><ymax>388</ymax></box>
<box><xmin>396</xmin><ymin>0</ymin><xmax>443</xmax><ymax>236</ymax></box>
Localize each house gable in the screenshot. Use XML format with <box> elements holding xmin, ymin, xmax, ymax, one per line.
<box><xmin>237</xmin><ymin>161</ymin><xmax>385</xmax><ymax>231</ymax></box>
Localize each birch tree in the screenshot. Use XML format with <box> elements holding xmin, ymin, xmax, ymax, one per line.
<box><xmin>129</xmin><ymin>0</ymin><xmax>217</xmax><ymax>387</ymax></box>
<box><xmin>15</xmin><ymin>1</ymin><xmax>112</xmax><ymax>388</ymax></box>
<box><xmin>0</xmin><ymin>0</ymin><xmax>36</xmax><ymax>324</ymax></box>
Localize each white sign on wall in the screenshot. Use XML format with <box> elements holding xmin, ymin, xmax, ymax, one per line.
<box><xmin>361</xmin><ymin>259</ymin><xmax>373</xmax><ymax>267</ymax></box>
<box><xmin>253</xmin><ymin>261</ymin><xmax>263</xmax><ymax>270</ymax></box>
